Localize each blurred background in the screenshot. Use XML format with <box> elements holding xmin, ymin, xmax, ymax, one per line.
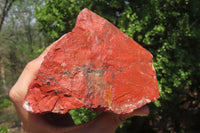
<box><xmin>0</xmin><ymin>0</ymin><xmax>200</xmax><ymax>133</ymax></box>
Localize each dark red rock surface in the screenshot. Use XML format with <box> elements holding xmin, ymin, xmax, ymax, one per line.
<box><xmin>23</xmin><ymin>8</ymin><xmax>159</xmax><ymax>114</ymax></box>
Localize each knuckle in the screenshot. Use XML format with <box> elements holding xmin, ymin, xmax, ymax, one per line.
<box><xmin>25</xmin><ymin>60</ymin><xmax>35</xmax><ymax>71</ymax></box>
<box><xmin>111</xmin><ymin>113</ymin><xmax>126</xmax><ymax>126</ymax></box>
<box><xmin>9</xmin><ymin>85</ymin><xmax>21</xmax><ymax>103</ymax></box>
<box><xmin>25</xmin><ymin>57</ymin><xmax>41</xmax><ymax>73</ymax></box>
<box><xmin>118</xmin><ymin>115</ymin><xmax>127</xmax><ymax>122</ymax></box>
<box><xmin>9</xmin><ymin>87</ymin><xmax>17</xmax><ymax>102</ymax></box>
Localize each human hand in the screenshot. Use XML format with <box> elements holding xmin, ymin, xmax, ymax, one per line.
<box><xmin>9</xmin><ymin>43</ymin><xmax>149</xmax><ymax>133</ymax></box>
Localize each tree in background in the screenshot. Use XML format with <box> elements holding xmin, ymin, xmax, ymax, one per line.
<box><xmin>0</xmin><ymin>0</ymin><xmax>16</xmax><ymax>31</ymax></box>
<box><xmin>0</xmin><ymin>0</ymin><xmax>45</xmax><ymax>93</ymax></box>
<box><xmin>0</xmin><ymin>0</ymin><xmax>16</xmax><ymax>94</ymax></box>
<box><xmin>0</xmin><ymin>0</ymin><xmax>46</xmax><ymax>131</ymax></box>
<box><xmin>0</xmin><ymin>0</ymin><xmax>196</xmax><ymax>133</ymax></box>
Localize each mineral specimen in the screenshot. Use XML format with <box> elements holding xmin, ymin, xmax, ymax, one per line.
<box><xmin>23</xmin><ymin>8</ymin><xmax>159</xmax><ymax>114</ymax></box>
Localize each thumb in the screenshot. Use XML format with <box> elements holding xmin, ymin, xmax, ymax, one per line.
<box><xmin>75</xmin><ymin>106</ymin><xmax>149</xmax><ymax>133</ymax></box>
<box><xmin>116</xmin><ymin>105</ymin><xmax>149</xmax><ymax>124</ymax></box>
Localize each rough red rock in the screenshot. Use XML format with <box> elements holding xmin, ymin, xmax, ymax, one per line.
<box><xmin>23</xmin><ymin>8</ymin><xmax>159</xmax><ymax>114</ymax></box>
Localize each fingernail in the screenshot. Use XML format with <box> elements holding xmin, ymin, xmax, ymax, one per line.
<box><xmin>142</xmin><ymin>107</ymin><xmax>149</xmax><ymax>116</ymax></box>
<box><xmin>139</xmin><ymin>106</ymin><xmax>149</xmax><ymax>116</ymax></box>
<box><xmin>133</xmin><ymin>106</ymin><xmax>149</xmax><ymax>116</ymax></box>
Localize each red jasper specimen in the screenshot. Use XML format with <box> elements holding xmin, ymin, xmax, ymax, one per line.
<box><xmin>23</xmin><ymin>8</ymin><xmax>159</xmax><ymax>114</ymax></box>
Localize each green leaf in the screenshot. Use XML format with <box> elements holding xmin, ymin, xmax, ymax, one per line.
<box><xmin>154</xmin><ymin>100</ymin><xmax>161</xmax><ymax>107</ymax></box>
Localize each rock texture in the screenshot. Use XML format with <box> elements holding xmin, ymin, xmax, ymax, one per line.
<box><xmin>23</xmin><ymin>8</ymin><xmax>159</xmax><ymax>114</ymax></box>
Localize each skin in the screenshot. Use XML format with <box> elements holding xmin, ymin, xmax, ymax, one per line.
<box><xmin>9</xmin><ymin>43</ymin><xmax>150</xmax><ymax>133</ymax></box>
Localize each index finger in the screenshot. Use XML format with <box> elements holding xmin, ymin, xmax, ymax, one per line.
<box><xmin>9</xmin><ymin>41</ymin><xmax>56</xmax><ymax>105</ymax></box>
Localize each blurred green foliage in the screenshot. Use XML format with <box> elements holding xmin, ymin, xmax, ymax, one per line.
<box><xmin>35</xmin><ymin>0</ymin><xmax>200</xmax><ymax>132</ymax></box>
<box><xmin>0</xmin><ymin>98</ymin><xmax>13</xmax><ymax>109</ymax></box>
<box><xmin>69</xmin><ymin>107</ymin><xmax>101</xmax><ymax>125</ymax></box>
<box><xmin>0</xmin><ymin>0</ymin><xmax>45</xmax><ymax>131</ymax></box>
<box><xmin>0</xmin><ymin>126</ymin><xmax>8</xmax><ymax>133</ymax></box>
<box><xmin>0</xmin><ymin>0</ymin><xmax>46</xmax><ymax>89</ymax></box>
